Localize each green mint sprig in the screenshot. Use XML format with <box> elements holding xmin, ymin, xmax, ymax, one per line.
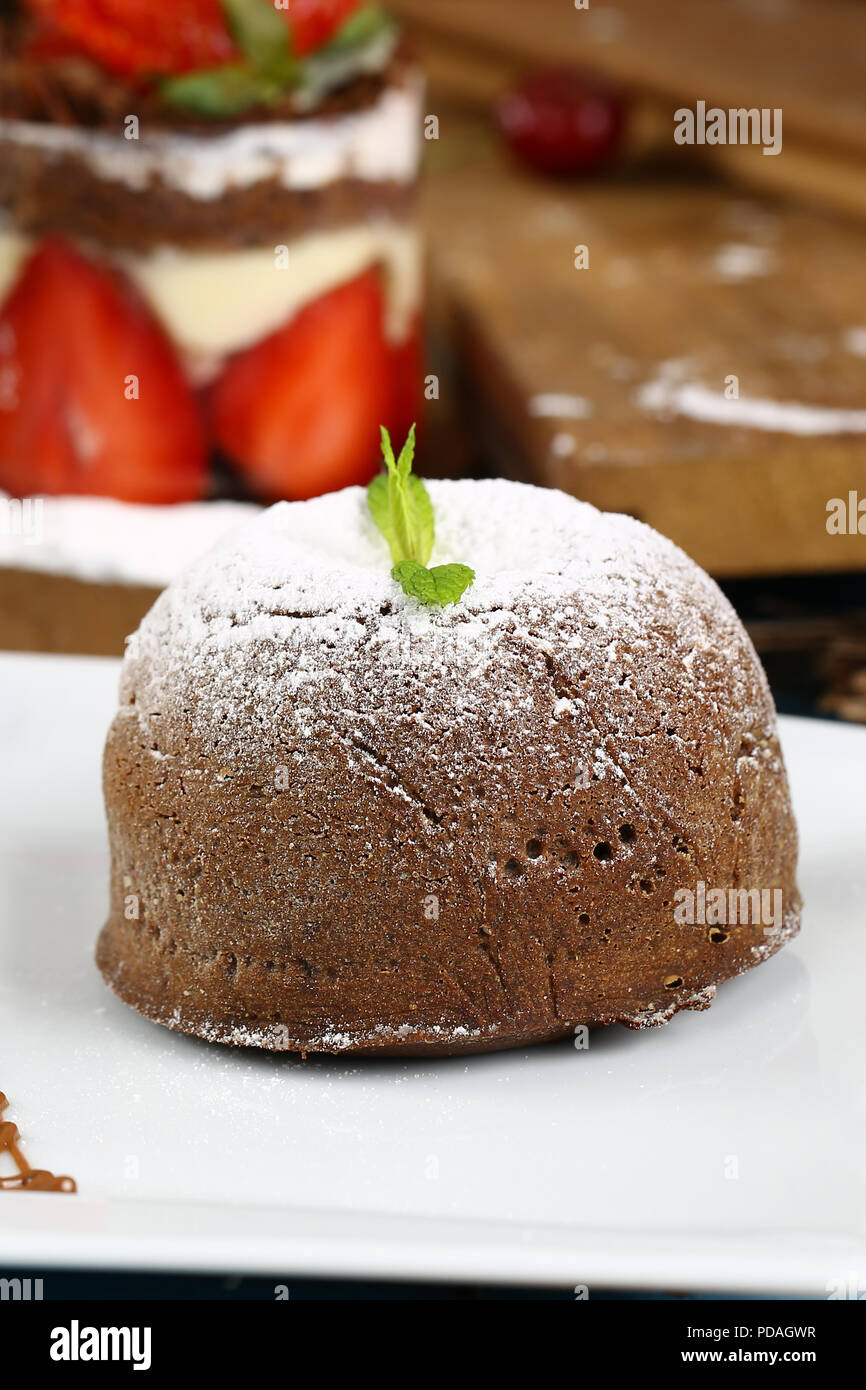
<box><xmin>324</xmin><ymin>2</ymin><xmax>389</xmax><ymax>52</ymax></box>
<box><xmin>223</xmin><ymin>0</ymin><xmax>293</xmax><ymax>72</ymax></box>
<box><xmin>161</xmin><ymin>0</ymin><xmax>391</xmax><ymax>117</ymax></box>
<box><xmin>367</xmin><ymin>426</ymin><xmax>475</xmax><ymax>608</ymax></box>
<box><xmin>160</xmin><ymin>63</ymin><xmax>289</xmax><ymax>118</ymax></box>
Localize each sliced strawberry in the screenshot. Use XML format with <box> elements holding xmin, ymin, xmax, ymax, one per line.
<box><xmin>211</xmin><ymin>269</ymin><xmax>389</xmax><ymax>502</ymax></box>
<box><xmin>23</xmin><ymin>0</ymin><xmax>237</xmax><ymax>80</ymax></box>
<box><xmin>19</xmin><ymin>19</ymin><xmax>87</xmax><ymax>64</ymax></box>
<box><xmin>281</xmin><ymin>0</ymin><xmax>365</xmax><ymax>57</ymax></box>
<box><xmin>0</xmin><ymin>238</ymin><xmax>208</xmax><ymax>503</ymax></box>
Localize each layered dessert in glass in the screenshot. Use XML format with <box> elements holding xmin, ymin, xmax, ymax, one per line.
<box><xmin>0</xmin><ymin>0</ymin><xmax>424</xmax><ymax>506</ymax></box>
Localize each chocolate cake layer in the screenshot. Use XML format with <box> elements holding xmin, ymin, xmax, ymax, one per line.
<box><xmin>0</xmin><ymin>150</ymin><xmax>415</xmax><ymax>251</ymax></box>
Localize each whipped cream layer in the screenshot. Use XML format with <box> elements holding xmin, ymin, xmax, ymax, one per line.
<box><xmin>0</xmin><ymin>221</ymin><xmax>423</xmax><ymax>364</ymax></box>
<box><xmin>0</xmin><ymin>70</ymin><xmax>422</xmax><ymax>201</ymax></box>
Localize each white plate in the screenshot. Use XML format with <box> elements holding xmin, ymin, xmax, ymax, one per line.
<box><xmin>0</xmin><ymin>652</ymin><xmax>864</xmax><ymax>1294</ymax></box>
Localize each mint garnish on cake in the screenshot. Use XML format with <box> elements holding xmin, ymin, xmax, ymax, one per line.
<box><xmin>367</xmin><ymin>426</ymin><xmax>475</xmax><ymax>607</ymax></box>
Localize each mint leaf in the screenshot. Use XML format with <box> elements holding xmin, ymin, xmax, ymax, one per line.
<box><xmin>163</xmin><ymin>2</ymin><xmax>299</xmax><ymax>115</ymax></box>
<box><xmin>374</xmin><ymin>424</ymin><xmax>433</xmax><ymax>567</ymax></box>
<box><xmin>369</xmin><ymin>469</ymin><xmax>432</xmax><ymax>561</ymax></box>
<box><xmin>366</xmin><ymin>472</ymin><xmax>393</xmax><ymax>550</ymax></box>
<box><xmin>161</xmin><ymin>62</ymin><xmax>284</xmax><ymax>116</ymax></box>
<box><xmin>223</xmin><ymin>0</ymin><xmax>292</xmax><ymax>71</ymax></box>
<box><xmin>163</xmin><ymin>1</ymin><xmax>388</xmax><ymax>117</ymax></box>
<box><xmin>368</xmin><ymin>426</ymin><xmax>475</xmax><ymax>608</ymax></box>
<box><xmin>392</xmin><ymin>561</ymin><xmax>476</xmax><ymax>608</ymax></box>
<box><xmin>408</xmin><ymin>474</ymin><xmax>434</xmax><ymax>567</ymax></box>
<box><xmin>326</xmin><ymin>3</ymin><xmax>391</xmax><ymax>52</ymax></box>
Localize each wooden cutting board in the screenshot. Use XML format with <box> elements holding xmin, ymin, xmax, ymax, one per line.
<box><xmin>421</xmin><ymin>143</ymin><xmax>866</xmax><ymax>577</ymax></box>
<box><xmin>395</xmin><ymin>0</ymin><xmax>866</xmax><ymax>222</ymax></box>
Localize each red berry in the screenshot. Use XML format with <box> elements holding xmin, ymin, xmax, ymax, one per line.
<box><xmin>496</xmin><ymin>69</ymin><xmax>625</xmax><ymax>177</ymax></box>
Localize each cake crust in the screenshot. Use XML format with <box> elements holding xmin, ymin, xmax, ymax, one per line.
<box><xmin>96</xmin><ymin>481</ymin><xmax>801</xmax><ymax>1055</ymax></box>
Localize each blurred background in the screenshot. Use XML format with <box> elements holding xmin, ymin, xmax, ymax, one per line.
<box><xmin>2</xmin><ymin>0</ymin><xmax>866</xmax><ymax>717</ymax></box>
<box><xmin>403</xmin><ymin>0</ymin><xmax>866</xmax><ymax>725</ymax></box>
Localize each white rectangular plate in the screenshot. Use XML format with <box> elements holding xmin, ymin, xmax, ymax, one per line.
<box><xmin>1</xmin><ymin>652</ymin><xmax>864</xmax><ymax>1293</ymax></box>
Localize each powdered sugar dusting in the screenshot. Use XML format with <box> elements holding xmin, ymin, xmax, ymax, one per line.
<box><xmin>749</xmin><ymin>907</ymin><xmax>801</xmax><ymax>963</ymax></box>
<box><xmin>619</xmin><ymin>984</ymin><xmax>717</xmax><ymax>1031</ymax></box>
<box><xmin>198</xmin><ymin>1019</ymin><xmax>490</xmax><ymax>1052</ymax></box>
<box><xmin>122</xmin><ymin>479</ymin><xmax>761</xmax><ymax>749</ymax></box>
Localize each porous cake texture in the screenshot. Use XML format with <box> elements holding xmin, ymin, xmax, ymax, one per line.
<box><xmin>97</xmin><ymin>480</ymin><xmax>800</xmax><ymax>1054</ymax></box>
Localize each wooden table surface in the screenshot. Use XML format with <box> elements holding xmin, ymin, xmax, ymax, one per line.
<box><xmin>420</xmin><ymin>122</ymin><xmax>866</xmax><ymax>576</ymax></box>
<box><xmin>395</xmin><ymin>0</ymin><xmax>866</xmax><ymax>222</ymax></box>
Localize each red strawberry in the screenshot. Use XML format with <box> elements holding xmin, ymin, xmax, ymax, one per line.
<box><xmin>496</xmin><ymin>69</ymin><xmax>626</xmax><ymax>177</ymax></box>
<box><xmin>19</xmin><ymin>19</ymin><xmax>86</xmax><ymax>64</ymax></box>
<box><xmin>0</xmin><ymin>239</ymin><xmax>208</xmax><ymax>504</ymax></box>
<box><xmin>211</xmin><ymin>269</ymin><xmax>389</xmax><ymax>502</ymax></box>
<box><xmin>23</xmin><ymin>0</ymin><xmax>237</xmax><ymax>80</ymax></box>
<box><xmin>281</xmin><ymin>0</ymin><xmax>365</xmax><ymax>58</ymax></box>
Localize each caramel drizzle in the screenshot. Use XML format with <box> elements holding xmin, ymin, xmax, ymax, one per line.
<box><xmin>0</xmin><ymin>1093</ymin><xmax>76</xmax><ymax>1193</ymax></box>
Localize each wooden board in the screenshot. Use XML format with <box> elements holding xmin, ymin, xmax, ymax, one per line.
<box><xmin>0</xmin><ymin>567</ymin><xmax>159</xmax><ymax>655</ymax></box>
<box><xmin>421</xmin><ymin>149</ymin><xmax>866</xmax><ymax>577</ymax></box>
<box><xmin>395</xmin><ymin>0</ymin><xmax>866</xmax><ymax>221</ymax></box>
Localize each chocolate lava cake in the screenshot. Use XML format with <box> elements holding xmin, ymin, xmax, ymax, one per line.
<box><xmin>96</xmin><ymin>476</ymin><xmax>801</xmax><ymax>1055</ymax></box>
